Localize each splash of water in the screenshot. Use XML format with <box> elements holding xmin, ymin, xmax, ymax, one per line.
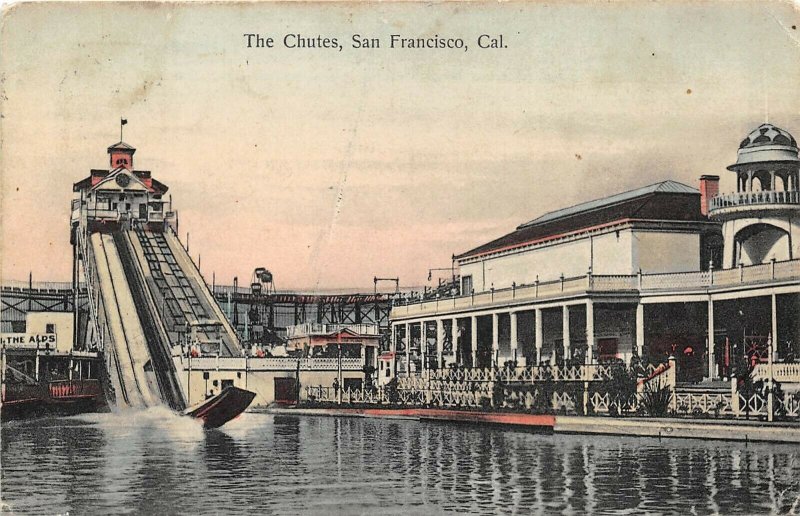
<box><xmin>70</xmin><ymin>405</ymin><xmax>205</xmax><ymax>441</ymax></box>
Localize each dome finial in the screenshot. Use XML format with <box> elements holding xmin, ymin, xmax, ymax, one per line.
<box><xmin>763</xmin><ymin>69</ymin><xmax>769</xmax><ymax>124</ymax></box>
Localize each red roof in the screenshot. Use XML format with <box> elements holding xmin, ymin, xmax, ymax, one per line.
<box><xmin>73</xmin><ymin>170</ymin><xmax>168</xmax><ymax>194</ymax></box>
<box><xmin>107</xmin><ymin>141</ymin><xmax>136</xmax><ymax>152</ymax></box>
<box><xmin>456</xmin><ymin>187</ymin><xmax>708</xmax><ymax>260</ymax></box>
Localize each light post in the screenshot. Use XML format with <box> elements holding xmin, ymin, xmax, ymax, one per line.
<box><xmin>428</xmin><ymin>259</ymin><xmax>457</xmax><ymax>292</ymax></box>
<box><xmin>337</xmin><ymin>332</ymin><xmax>343</xmax><ymax>405</ymax></box>
<box><xmin>187</xmin><ymin>347</ymin><xmax>192</xmax><ymax>405</ymax></box>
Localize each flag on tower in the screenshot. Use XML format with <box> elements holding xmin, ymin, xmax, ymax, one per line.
<box><xmin>121</xmin><ymin>118</ymin><xmax>128</xmax><ymax>125</ymax></box>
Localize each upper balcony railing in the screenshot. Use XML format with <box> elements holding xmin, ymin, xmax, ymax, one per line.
<box><xmin>709</xmin><ymin>190</ymin><xmax>800</xmax><ymax>212</ymax></box>
<box><xmin>391</xmin><ymin>259</ymin><xmax>800</xmax><ymax>319</ymax></box>
<box><xmin>178</xmin><ymin>355</ymin><xmax>365</xmax><ymax>371</ymax></box>
<box><xmin>285</xmin><ymin>323</ymin><xmax>381</xmax><ymax>339</ymax></box>
<box><xmin>70</xmin><ymin>198</ymin><xmax>176</xmax><ymax>227</ymax></box>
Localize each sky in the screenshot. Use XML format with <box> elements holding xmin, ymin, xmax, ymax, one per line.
<box><xmin>1</xmin><ymin>1</ymin><xmax>799</xmax><ymax>291</ymax></box>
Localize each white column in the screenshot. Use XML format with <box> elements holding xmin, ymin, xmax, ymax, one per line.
<box><xmin>636</xmin><ymin>303</ymin><xmax>645</xmax><ymax>358</ymax></box>
<box><xmin>405</xmin><ymin>322</ymin><xmax>410</xmax><ymax>376</ymax></box>
<box><xmin>586</xmin><ymin>301</ymin><xmax>594</xmax><ymax>364</ymax></box>
<box><xmin>583</xmin><ymin>301</ymin><xmax>595</xmax><ymax>416</ymax></box>
<box><xmin>510</xmin><ymin>311</ymin><xmax>519</xmax><ymax>363</ymax></box>
<box><xmin>436</xmin><ymin>319</ymin><xmax>444</xmax><ymax>369</ymax></box>
<box><xmin>771</xmin><ymin>294</ymin><xmax>779</xmax><ymax>359</ymax></box>
<box><xmin>769</xmin><ymin>294</ymin><xmax>777</xmax><ymax>422</ymax></box>
<box><xmin>562</xmin><ymin>305</ymin><xmax>571</xmax><ymax>361</ymax></box>
<box><xmin>451</xmin><ymin>317</ymin><xmax>458</xmax><ymax>364</ymax></box>
<box><xmin>492</xmin><ymin>313</ymin><xmax>500</xmax><ymax>366</ymax></box>
<box><xmin>471</xmin><ymin>316</ymin><xmax>478</xmax><ymax>368</ymax></box>
<box><xmin>535</xmin><ymin>308</ymin><xmax>543</xmax><ymax>364</ymax></box>
<box><xmin>420</xmin><ymin>321</ymin><xmax>426</xmax><ymax>372</ymax></box>
<box><xmin>707</xmin><ymin>298</ymin><xmax>715</xmax><ymax>380</ymax></box>
<box><xmin>391</xmin><ymin>323</ymin><xmax>397</xmax><ymax>353</ymax></box>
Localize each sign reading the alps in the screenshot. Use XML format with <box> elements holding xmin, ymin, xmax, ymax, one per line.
<box><xmin>0</xmin><ymin>333</ymin><xmax>57</xmax><ymax>348</ymax></box>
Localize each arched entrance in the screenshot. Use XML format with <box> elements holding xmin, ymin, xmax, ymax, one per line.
<box><xmin>734</xmin><ymin>223</ymin><xmax>791</xmax><ymax>265</ymax></box>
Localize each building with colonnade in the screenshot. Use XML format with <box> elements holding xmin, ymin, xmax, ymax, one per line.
<box><xmin>387</xmin><ymin>123</ymin><xmax>800</xmax><ymax>389</ymax></box>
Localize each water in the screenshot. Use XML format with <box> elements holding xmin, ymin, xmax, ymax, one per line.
<box><xmin>2</xmin><ymin>410</ymin><xmax>800</xmax><ymax>515</ymax></box>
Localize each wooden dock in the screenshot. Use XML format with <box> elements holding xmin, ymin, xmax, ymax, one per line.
<box><xmin>262</xmin><ymin>407</ymin><xmax>800</xmax><ymax>443</ymax></box>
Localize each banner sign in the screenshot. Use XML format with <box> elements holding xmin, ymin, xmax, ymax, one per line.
<box><xmin>0</xmin><ymin>333</ymin><xmax>57</xmax><ymax>349</ymax></box>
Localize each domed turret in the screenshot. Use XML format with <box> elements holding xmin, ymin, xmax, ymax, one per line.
<box><xmin>729</xmin><ymin>123</ymin><xmax>799</xmax><ymax>170</ymax></box>
<box><xmin>710</xmin><ymin>123</ymin><xmax>800</xmax><ymax>269</ymax></box>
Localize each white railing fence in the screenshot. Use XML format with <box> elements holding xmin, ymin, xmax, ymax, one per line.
<box><xmin>710</xmin><ymin>190</ymin><xmax>800</xmax><ymax>210</ymax></box>
<box><xmin>301</xmin><ymin>361</ymin><xmax>800</xmax><ymax>421</ymax></box>
<box><xmin>285</xmin><ymin>323</ymin><xmax>380</xmax><ymax>338</ymax></box>
<box><xmin>185</xmin><ymin>356</ymin><xmax>365</xmax><ymax>371</ymax></box>
<box><xmin>391</xmin><ymin>259</ymin><xmax>800</xmax><ymax>319</ymax></box>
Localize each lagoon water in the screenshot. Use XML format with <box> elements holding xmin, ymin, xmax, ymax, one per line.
<box><xmin>2</xmin><ymin>410</ymin><xmax>799</xmax><ymax>515</ymax></box>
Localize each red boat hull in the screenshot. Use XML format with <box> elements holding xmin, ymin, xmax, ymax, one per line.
<box><xmin>1</xmin><ymin>380</ymin><xmax>106</xmax><ymax>421</ymax></box>
<box><xmin>184</xmin><ymin>386</ymin><xmax>256</xmax><ymax>429</ymax></box>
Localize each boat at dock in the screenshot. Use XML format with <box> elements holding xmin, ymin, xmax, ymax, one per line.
<box><xmin>1</xmin><ymin>328</ymin><xmax>107</xmax><ymax>422</ymax></box>
<box><xmin>1</xmin><ymin>379</ymin><xmax>105</xmax><ymax>421</ymax></box>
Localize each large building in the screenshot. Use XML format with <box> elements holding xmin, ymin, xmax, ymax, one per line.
<box><xmin>389</xmin><ymin>123</ymin><xmax>800</xmax><ymax>385</ymax></box>
<box><xmin>71</xmin><ymin>141</ymin><xmax>174</xmax><ymax>234</ymax></box>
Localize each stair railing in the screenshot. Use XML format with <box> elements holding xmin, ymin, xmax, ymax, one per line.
<box><xmin>76</xmin><ymin>224</ymin><xmax>105</xmax><ymax>353</ymax></box>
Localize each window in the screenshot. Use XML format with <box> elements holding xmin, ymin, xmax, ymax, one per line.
<box><xmin>46</xmin><ymin>324</ymin><xmax>55</xmax><ymax>333</ymax></box>
<box><xmin>462</xmin><ymin>275</ymin><xmax>473</xmax><ymax>295</ymax></box>
<box><xmin>598</xmin><ymin>338</ymin><xmax>619</xmax><ymax>362</ymax></box>
<box><xmin>119</xmin><ymin>194</ymin><xmax>125</xmax><ymax>201</ymax></box>
<box><xmin>343</xmin><ymin>378</ymin><xmax>362</xmax><ymax>391</ymax></box>
<box><xmin>125</xmin><ymin>203</ymin><xmax>131</xmax><ymax>211</ymax></box>
<box><xmin>96</xmin><ymin>200</ymin><xmax>108</xmax><ymax>211</ymax></box>
<box><xmin>112</xmin><ymin>202</ymin><xmax>118</xmax><ymax>210</ymax></box>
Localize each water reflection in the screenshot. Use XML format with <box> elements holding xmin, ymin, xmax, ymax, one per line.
<box><xmin>3</xmin><ymin>412</ymin><xmax>800</xmax><ymax>515</ymax></box>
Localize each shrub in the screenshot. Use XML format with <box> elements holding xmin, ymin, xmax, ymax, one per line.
<box><xmin>492</xmin><ymin>382</ymin><xmax>505</xmax><ymax>408</ymax></box>
<box><xmin>385</xmin><ymin>377</ymin><xmax>399</xmax><ymax>404</ymax></box>
<box><xmin>607</xmin><ymin>363</ymin><xmax>637</xmax><ymax>416</ymax></box>
<box><xmin>640</xmin><ymin>383</ymin><xmax>672</xmax><ymax>417</ymax></box>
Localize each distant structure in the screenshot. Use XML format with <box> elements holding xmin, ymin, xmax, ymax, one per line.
<box><xmin>71</xmin><ymin>141</ymin><xmax>172</xmax><ymax>233</ymax></box>
<box><xmin>390</xmin><ymin>123</ymin><xmax>800</xmax><ymax>387</ymax></box>
<box><xmin>66</xmin><ymin>135</ymin><xmax>374</xmax><ymax>410</ymax></box>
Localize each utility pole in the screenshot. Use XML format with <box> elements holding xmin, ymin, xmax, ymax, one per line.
<box><xmin>337</xmin><ymin>331</ymin><xmax>343</xmax><ymax>405</ymax></box>
<box><xmin>374</xmin><ymin>276</ymin><xmax>399</xmax><ymax>295</ymax></box>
